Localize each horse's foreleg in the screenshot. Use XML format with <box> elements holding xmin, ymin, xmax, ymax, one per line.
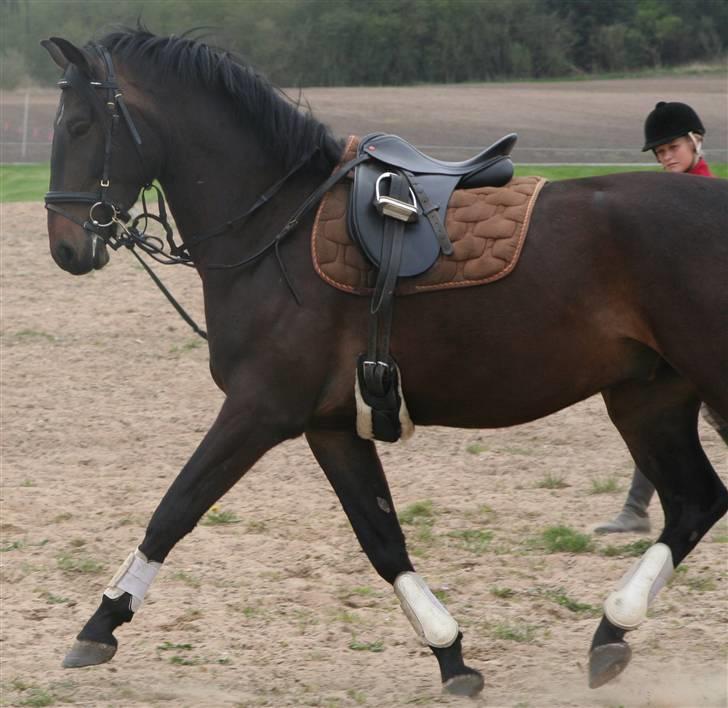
<box><xmin>589</xmin><ymin>372</ymin><xmax>728</xmax><ymax>689</ymax></box>
<box><xmin>62</xmin><ymin>396</ymin><xmax>289</xmax><ymax>669</ymax></box>
<box><xmin>305</xmin><ymin>427</ymin><xmax>484</xmax><ymax>697</ymax></box>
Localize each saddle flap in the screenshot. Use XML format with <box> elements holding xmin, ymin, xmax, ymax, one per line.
<box><xmin>348</xmin><ymin>161</ymin><xmax>448</xmax><ymax>278</ymax></box>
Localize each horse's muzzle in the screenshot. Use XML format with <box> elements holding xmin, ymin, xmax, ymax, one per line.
<box><xmin>51</xmin><ymin>234</ymin><xmax>109</xmax><ymax>275</ymax></box>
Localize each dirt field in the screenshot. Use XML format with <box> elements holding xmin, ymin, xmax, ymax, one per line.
<box><xmin>1</xmin><ymin>194</ymin><xmax>727</xmax><ymax>708</ymax></box>
<box><xmin>2</xmin><ymin>74</ymin><xmax>727</xmax><ymax>164</ymax></box>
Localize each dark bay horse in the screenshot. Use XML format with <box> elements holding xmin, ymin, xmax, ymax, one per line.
<box><xmin>42</xmin><ymin>30</ymin><xmax>727</xmax><ymax>698</ymax></box>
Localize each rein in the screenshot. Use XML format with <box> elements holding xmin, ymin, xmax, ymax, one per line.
<box><xmin>45</xmin><ymin>45</ymin><xmax>369</xmax><ymax>337</ymax></box>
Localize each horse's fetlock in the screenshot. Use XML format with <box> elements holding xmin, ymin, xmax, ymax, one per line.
<box><xmin>77</xmin><ymin>593</ymin><xmax>134</xmax><ymax>645</ymax></box>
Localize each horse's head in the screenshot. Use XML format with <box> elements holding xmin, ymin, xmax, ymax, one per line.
<box><xmin>42</xmin><ymin>37</ymin><xmax>156</xmax><ymax>274</ymax></box>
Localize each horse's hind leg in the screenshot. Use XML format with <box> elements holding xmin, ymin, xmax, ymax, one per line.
<box><xmin>305</xmin><ymin>427</ymin><xmax>484</xmax><ymax>697</ymax></box>
<box><xmin>62</xmin><ymin>395</ymin><xmax>290</xmax><ymax>668</ymax></box>
<box><xmin>588</xmin><ymin>366</ymin><xmax>728</xmax><ymax>689</ymax></box>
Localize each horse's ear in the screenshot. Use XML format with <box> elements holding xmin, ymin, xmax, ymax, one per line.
<box><xmin>41</xmin><ymin>37</ymin><xmax>93</xmax><ymax>76</ymax></box>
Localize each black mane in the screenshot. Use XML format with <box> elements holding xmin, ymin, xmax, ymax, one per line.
<box><xmin>95</xmin><ymin>28</ymin><xmax>343</xmax><ymax>171</ymax></box>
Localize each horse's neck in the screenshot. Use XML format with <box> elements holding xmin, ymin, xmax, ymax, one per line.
<box><xmin>159</xmin><ymin>108</ymin><xmax>275</xmax><ymax>235</ymax></box>
<box><xmin>155</xmin><ymin>102</ymin><xmax>325</xmax><ymax>270</ymax></box>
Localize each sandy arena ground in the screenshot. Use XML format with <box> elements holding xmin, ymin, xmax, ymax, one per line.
<box><xmin>1</xmin><ymin>195</ymin><xmax>727</xmax><ymax>708</ymax></box>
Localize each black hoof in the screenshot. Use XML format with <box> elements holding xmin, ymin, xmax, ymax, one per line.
<box><xmin>62</xmin><ymin>639</ymin><xmax>117</xmax><ymax>668</ymax></box>
<box><xmin>588</xmin><ymin>641</ymin><xmax>632</xmax><ymax>689</ymax></box>
<box><xmin>443</xmin><ymin>669</ymin><xmax>485</xmax><ymax>697</ymax></box>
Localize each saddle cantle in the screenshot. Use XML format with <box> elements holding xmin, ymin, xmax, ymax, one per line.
<box><xmin>349</xmin><ymin>132</ymin><xmax>516</xmax><ymax>278</ymax></box>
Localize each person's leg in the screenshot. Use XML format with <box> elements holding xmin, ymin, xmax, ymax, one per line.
<box><xmin>594</xmin><ymin>467</ymin><xmax>654</xmax><ymax>534</ymax></box>
<box><xmin>701</xmin><ymin>404</ymin><xmax>728</xmax><ymax>446</ymax></box>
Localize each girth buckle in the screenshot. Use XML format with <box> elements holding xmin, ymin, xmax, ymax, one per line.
<box><xmin>374</xmin><ymin>172</ymin><xmax>419</xmax><ymax>223</ymax></box>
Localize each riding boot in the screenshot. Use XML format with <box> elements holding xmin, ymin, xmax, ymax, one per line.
<box><xmin>701</xmin><ymin>404</ymin><xmax>728</xmax><ymax>446</ymax></box>
<box><xmin>594</xmin><ymin>467</ymin><xmax>654</xmax><ymax>534</ymax></box>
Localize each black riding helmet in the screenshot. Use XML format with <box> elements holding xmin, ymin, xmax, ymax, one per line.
<box><xmin>642</xmin><ymin>101</ymin><xmax>705</xmax><ymax>151</ymax></box>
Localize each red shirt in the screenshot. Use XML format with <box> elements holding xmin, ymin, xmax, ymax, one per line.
<box><xmin>687</xmin><ymin>158</ymin><xmax>713</xmax><ymax>177</ymax></box>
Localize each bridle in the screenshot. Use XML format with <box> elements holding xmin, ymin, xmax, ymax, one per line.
<box><xmin>44</xmin><ymin>44</ymin><xmax>370</xmax><ymax>339</ymax></box>
<box><xmin>44</xmin><ymin>45</ymin><xmax>185</xmax><ymax>263</ymax></box>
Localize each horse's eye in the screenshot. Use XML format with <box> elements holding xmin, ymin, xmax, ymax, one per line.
<box><xmin>68</xmin><ymin>120</ymin><xmax>91</xmax><ymax>137</ymax></box>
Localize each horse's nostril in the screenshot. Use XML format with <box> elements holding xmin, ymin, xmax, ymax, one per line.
<box><xmin>57</xmin><ymin>243</ymin><xmax>76</xmax><ymax>266</ymax></box>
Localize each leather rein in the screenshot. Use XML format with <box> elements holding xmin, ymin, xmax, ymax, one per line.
<box><xmin>44</xmin><ymin>45</ymin><xmax>367</xmax><ymax>340</ymax></box>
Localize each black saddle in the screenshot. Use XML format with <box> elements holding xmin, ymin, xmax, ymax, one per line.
<box><xmin>348</xmin><ymin>132</ymin><xmax>516</xmax><ymax>277</ymax></box>
<box><xmin>346</xmin><ymin>132</ymin><xmax>517</xmax><ymax>443</ymax></box>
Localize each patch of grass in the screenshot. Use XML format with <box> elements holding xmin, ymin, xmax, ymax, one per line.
<box><xmin>0</xmin><ymin>164</ymin><xmax>50</xmax><ymax>202</ymax></box>
<box><xmin>600</xmin><ymin>539</ymin><xmax>652</xmax><ymax>557</ymax></box>
<box><xmin>39</xmin><ymin>591</ymin><xmax>71</xmax><ymax>605</ymax></box>
<box><xmin>711</xmin><ymin>533</ymin><xmax>728</xmax><ymax>543</ymax></box>
<box><xmin>346</xmin><ymin>689</ymin><xmax>367</xmax><ymax>705</ymax></box>
<box><xmin>57</xmin><ymin>553</ymin><xmax>104</xmax><ymax>574</ymax></box>
<box><xmin>52</xmin><ymin>512</ymin><xmax>73</xmax><ymax>523</ymax></box>
<box><xmin>170</xmin><ymin>570</ymin><xmax>201</xmax><ymax>588</ymax></box>
<box><xmin>348</xmin><ymin>639</ymin><xmax>384</xmax><ymax>652</ymax></box>
<box><xmin>447</xmin><ymin>528</ymin><xmax>493</xmax><ymax>554</ymax></box>
<box><xmin>541</xmin><ymin>587</ymin><xmax>600</xmax><ymax>614</ymax></box>
<box><xmin>536</xmin><ymin>525</ymin><xmax>594</xmax><ymax>553</ymax></box>
<box><xmin>158</xmin><ymin>641</ymin><xmax>193</xmax><ymax>651</ymax></box>
<box><xmin>1</xmin><ymin>540</ymin><xmax>25</xmax><ymax>552</ymax></box>
<box><xmin>684</xmin><ymin>576</ymin><xmax>716</xmax><ymax>592</ymax></box>
<box><xmin>516</xmin><ymin>163</ymin><xmax>728</xmax><ymax>181</ymax></box>
<box><xmin>201</xmin><ymin>507</ymin><xmax>240</xmax><ymax>525</ymax></box>
<box><xmin>466</xmin><ymin>442</ymin><xmax>488</xmax><ymax>454</ymax></box>
<box><xmin>490</xmin><ymin>586</ymin><xmax>516</xmax><ymax>599</ymax></box>
<box><xmin>19</xmin><ymin>688</ymin><xmax>55</xmax><ymax>707</ymax></box>
<box><xmin>398</xmin><ymin>500</ymin><xmax>434</xmax><ymax>525</ymax></box>
<box><xmin>536</xmin><ymin>473</ymin><xmax>569</xmax><ymax>489</ymax></box>
<box><xmin>169</xmin><ymin>655</ymin><xmax>200</xmax><ymax>666</ymax></box>
<box><xmin>590</xmin><ymin>477</ymin><xmax>620</xmax><ymax>494</ymax></box>
<box><xmin>335</xmin><ymin>610</ymin><xmax>361</xmax><ymax>624</ymax></box>
<box><xmin>432</xmin><ymin>588</ymin><xmax>449</xmax><ymax>603</ymax></box>
<box><xmin>491</xmin><ymin>622</ymin><xmax>536</xmax><ymax>643</ymax></box>
<box><xmin>169</xmin><ymin>339</ymin><xmax>203</xmax><ymax>354</ymax></box>
<box><xmin>350</xmin><ymin>586</ymin><xmax>375</xmax><ymax>596</ymax></box>
<box><xmin>20</xmin><ymin>479</ymin><xmax>36</xmax><ymax>487</ymax></box>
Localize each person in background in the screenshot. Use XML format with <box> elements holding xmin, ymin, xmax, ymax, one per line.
<box><xmin>595</xmin><ymin>100</ymin><xmax>727</xmax><ymax>534</ymax></box>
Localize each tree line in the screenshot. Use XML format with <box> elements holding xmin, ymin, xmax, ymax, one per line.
<box><xmin>1</xmin><ymin>0</ymin><xmax>726</xmax><ymax>89</ymax></box>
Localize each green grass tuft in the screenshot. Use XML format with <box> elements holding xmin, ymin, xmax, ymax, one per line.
<box><xmin>536</xmin><ymin>473</ymin><xmax>569</xmax><ymax>489</ymax></box>
<box><xmin>590</xmin><ymin>477</ymin><xmax>620</xmax><ymax>494</ymax></box>
<box><xmin>348</xmin><ymin>639</ymin><xmax>384</xmax><ymax>652</ymax></box>
<box><xmin>398</xmin><ymin>500</ymin><xmax>434</xmax><ymax>525</ymax></box>
<box><xmin>447</xmin><ymin>528</ymin><xmax>493</xmax><ymax>554</ymax></box>
<box><xmin>537</xmin><ymin>525</ymin><xmax>593</xmax><ymax>553</ymax></box>
<box><xmin>466</xmin><ymin>442</ymin><xmax>488</xmax><ymax>454</ymax></box>
<box><xmin>490</xmin><ymin>586</ymin><xmax>516</xmax><ymax>599</ymax></box>
<box><xmin>600</xmin><ymin>539</ymin><xmax>652</xmax><ymax>557</ymax></box>
<box><xmin>541</xmin><ymin>587</ymin><xmax>600</xmax><ymax>614</ymax></box>
<box><xmin>201</xmin><ymin>508</ymin><xmax>240</xmax><ymax>525</ymax></box>
<box><xmin>57</xmin><ymin>553</ymin><xmax>104</xmax><ymax>574</ymax></box>
<box><xmin>491</xmin><ymin>622</ymin><xmax>536</xmax><ymax>643</ymax></box>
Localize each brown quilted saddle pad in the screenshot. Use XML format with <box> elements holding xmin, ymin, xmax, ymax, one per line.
<box><xmin>312</xmin><ymin>136</ymin><xmax>547</xmax><ymax>296</ymax></box>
